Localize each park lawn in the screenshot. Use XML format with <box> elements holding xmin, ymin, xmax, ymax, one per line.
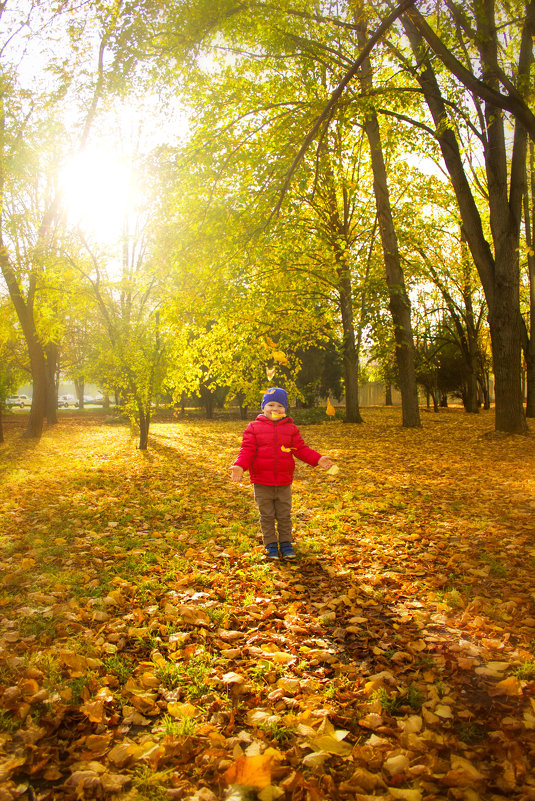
<box><xmin>0</xmin><ymin>407</ymin><xmax>534</xmax><ymax>801</ymax></box>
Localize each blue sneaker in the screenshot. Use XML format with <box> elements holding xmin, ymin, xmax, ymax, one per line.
<box><xmin>280</xmin><ymin>542</ymin><xmax>296</xmax><ymax>560</ymax></box>
<box><xmin>265</xmin><ymin>543</ymin><xmax>280</xmax><ymax>560</ymax></box>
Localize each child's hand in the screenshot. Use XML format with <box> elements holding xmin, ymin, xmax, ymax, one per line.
<box><xmin>230</xmin><ymin>466</ymin><xmax>244</xmax><ymax>483</ymax></box>
<box><xmin>318</xmin><ymin>456</ymin><xmax>334</xmax><ymax>470</ymax></box>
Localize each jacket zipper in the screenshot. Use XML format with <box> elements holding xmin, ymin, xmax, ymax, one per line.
<box><xmin>274</xmin><ymin>420</ymin><xmax>278</xmax><ymax>483</ymax></box>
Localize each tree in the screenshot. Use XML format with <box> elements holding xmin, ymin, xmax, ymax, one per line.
<box><xmin>522</xmin><ymin>142</ymin><xmax>535</xmax><ymax>417</ymax></box>
<box><xmin>73</xmin><ymin>212</ymin><xmax>167</xmax><ymax>449</ymax></box>
<box><xmin>0</xmin><ymin>0</ymin><xmax>129</xmax><ymax>438</ymax></box>
<box><xmin>0</xmin><ymin>298</ymin><xmax>25</xmax><ymax>444</ymax></box>
<box><xmin>398</xmin><ymin>2</ymin><xmax>532</xmax><ymax>432</ymax></box>
<box><xmin>354</xmin><ymin>7</ymin><xmax>421</xmax><ymax>427</ymax></box>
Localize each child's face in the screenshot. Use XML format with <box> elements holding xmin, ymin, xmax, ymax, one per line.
<box><xmin>263</xmin><ymin>401</ymin><xmax>286</xmax><ymax>420</ymax></box>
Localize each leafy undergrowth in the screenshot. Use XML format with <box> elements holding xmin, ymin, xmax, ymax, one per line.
<box><xmin>0</xmin><ymin>407</ymin><xmax>534</xmax><ymax>801</ymax></box>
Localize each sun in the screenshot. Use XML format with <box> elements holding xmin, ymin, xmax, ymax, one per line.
<box><xmin>60</xmin><ymin>146</ymin><xmax>139</xmax><ymax>245</ymax></box>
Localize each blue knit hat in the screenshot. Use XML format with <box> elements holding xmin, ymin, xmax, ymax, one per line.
<box><xmin>261</xmin><ymin>387</ymin><xmax>288</xmax><ymax>410</ymax></box>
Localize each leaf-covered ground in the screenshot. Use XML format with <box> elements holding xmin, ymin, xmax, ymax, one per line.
<box><xmin>0</xmin><ymin>407</ymin><xmax>534</xmax><ymax>801</ymax></box>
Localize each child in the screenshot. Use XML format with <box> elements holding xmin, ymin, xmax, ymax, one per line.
<box><xmin>230</xmin><ymin>387</ymin><xmax>334</xmax><ymax>560</ymax></box>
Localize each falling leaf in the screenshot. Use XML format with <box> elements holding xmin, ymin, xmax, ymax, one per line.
<box><xmin>272</xmin><ymin>350</ymin><xmax>289</xmax><ymax>366</ymax></box>
<box><xmin>223</xmin><ymin>749</ymin><xmax>282</xmax><ymax>788</ymax></box>
<box><xmin>266</xmin><ymin>366</ymin><xmax>276</xmax><ymax>380</ymax></box>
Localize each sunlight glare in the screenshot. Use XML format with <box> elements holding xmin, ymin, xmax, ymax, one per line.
<box><xmin>60</xmin><ymin>147</ymin><xmax>139</xmax><ymax>244</ymax></box>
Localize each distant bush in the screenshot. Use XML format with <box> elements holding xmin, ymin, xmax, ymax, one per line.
<box><xmin>291</xmin><ymin>407</ymin><xmax>338</xmax><ymax>425</ymax></box>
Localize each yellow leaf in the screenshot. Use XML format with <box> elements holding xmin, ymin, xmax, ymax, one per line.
<box><xmin>272</xmin><ymin>350</ymin><xmax>289</xmax><ymax>365</ymax></box>
<box><xmin>307</xmin><ymin>734</ymin><xmax>353</xmax><ymax>756</ymax></box>
<box><xmin>340</xmin><ymin>766</ymin><xmax>385</xmax><ymax>792</ymax></box>
<box><xmin>388</xmin><ymin>790</ymin><xmax>422</xmax><ymax>801</ymax></box>
<box><xmin>107</xmin><ymin>742</ymin><xmax>144</xmax><ymax>767</ymax></box>
<box><xmin>151</xmin><ymin>651</ymin><xmax>166</xmax><ymax>669</ymax></box>
<box><xmin>271</xmin><ymin>651</ymin><xmax>295</xmax><ymax>665</ymax></box>
<box><xmin>326</xmin><ymin>464</ymin><xmax>339</xmax><ymax>475</ymax></box>
<box><xmin>258</xmin><ymin>785</ymin><xmax>285</xmax><ymax>801</ymax></box>
<box><xmin>167</xmin><ymin>701</ymin><xmax>197</xmax><ymax>719</ymax></box>
<box><xmin>492</xmin><ymin>676</ymin><xmax>523</xmax><ymax>696</ymax></box>
<box><xmin>266</xmin><ymin>366</ymin><xmax>276</xmax><ymax>380</ymax></box>
<box><xmin>281</xmin><ymin>445</ymin><xmax>292</xmax><ymax>452</ymax></box>
<box><xmin>451</xmin><ymin>755</ymin><xmax>485</xmax><ymax>780</ymax></box>
<box><xmin>80</xmin><ymin>699</ymin><xmax>106</xmax><ymax>724</ymax></box>
<box><xmin>326</xmin><ymin>398</ymin><xmax>336</xmax><ymax>416</ymax></box>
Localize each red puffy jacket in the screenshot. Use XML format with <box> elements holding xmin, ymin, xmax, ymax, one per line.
<box><xmin>234</xmin><ymin>414</ymin><xmax>322</xmax><ymax>486</ymax></box>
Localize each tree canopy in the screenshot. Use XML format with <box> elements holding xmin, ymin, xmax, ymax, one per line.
<box><xmin>1</xmin><ymin>0</ymin><xmax>534</xmax><ymax>445</ymax></box>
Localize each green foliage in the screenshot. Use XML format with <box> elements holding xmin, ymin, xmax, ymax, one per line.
<box><xmin>375</xmin><ymin>683</ymin><xmax>423</xmax><ymax>714</ymax></box>
<box><xmin>481</xmin><ymin>553</ymin><xmax>507</xmax><ymax>577</ymax></box>
<box><xmin>154</xmin><ymin>651</ymin><xmax>215</xmax><ymax>698</ymax></box>
<box><xmin>162</xmin><ymin>713</ymin><xmax>197</xmax><ymax>737</ymax></box>
<box><xmin>514</xmin><ymin>660</ymin><xmax>535</xmax><ymax>680</ymax></box>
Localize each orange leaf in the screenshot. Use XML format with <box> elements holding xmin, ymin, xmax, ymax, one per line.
<box><xmin>224</xmin><ymin>749</ymin><xmax>281</xmax><ymax>788</ymax></box>
<box><xmin>80</xmin><ymin>699</ymin><xmax>107</xmax><ymax>724</ymax></box>
<box><xmin>492</xmin><ymin>676</ymin><xmax>523</xmax><ymax>696</ymax></box>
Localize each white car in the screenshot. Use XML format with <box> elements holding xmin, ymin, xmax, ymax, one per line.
<box><xmin>6</xmin><ymin>395</ymin><xmax>32</xmax><ymax>408</ymax></box>
<box><xmin>57</xmin><ymin>394</ymin><xmax>79</xmax><ymax>408</ymax></box>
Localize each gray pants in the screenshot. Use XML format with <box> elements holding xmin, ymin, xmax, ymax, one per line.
<box><xmin>253</xmin><ymin>484</ymin><xmax>292</xmax><ymax>546</ymax></box>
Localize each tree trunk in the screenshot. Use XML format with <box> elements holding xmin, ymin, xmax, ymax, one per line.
<box><xmin>138</xmin><ymin>403</ymin><xmax>150</xmax><ymax>450</ymax></box>
<box><xmin>319</xmin><ymin>138</ymin><xmax>363</xmax><ymax>423</ymax></box>
<box><xmin>356</xmin><ymin>19</ymin><xmax>420</xmax><ymax>429</ymax></box>
<box><xmin>362</xmin><ymin>110</ymin><xmax>421</xmax><ymax>427</ymax></box>
<box><xmin>523</xmin><ymin>147</ymin><xmax>535</xmax><ymax>417</ymax></box>
<box><xmin>45</xmin><ymin>342</ymin><xmax>58</xmax><ymax>424</ymax></box>
<box><xmin>0</xmin><ymin>408</ymin><xmax>4</xmax><ymax>444</ymax></box>
<box><xmin>465</xmin><ymin>368</ymin><xmax>479</xmax><ymax>414</ymax></box>
<box><xmin>24</xmin><ymin>335</ymin><xmax>47</xmax><ymax>439</ymax></box>
<box><xmin>200</xmin><ymin>386</ymin><xmax>214</xmax><ymax>419</ymax></box>
<box><xmin>490</xmin><ymin>279</ymin><xmax>527</xmax><ymax>432</ymax></box>
<box><xmin>526</xmin><ymin>351</ymin><xmax>535</xmax><ymax>417</ymax></box>
<box><xmin>338</xmin><ymin>269</ymin><xmax>363</xmax><ymax>423</ymax></box>
<box><xmin>385</xmin><ymin>383</ymin><xmax>393</xmax><ymax>406</ymax></box>
<box><xmin>74</xmin><ymin>377</ymin><xmax>85</xmax><ymax>409</ymax></box>
<box><xmin>404</xmin><ymin>18</ymin><xmax>527</xmax><ymax>433</ymax></box>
